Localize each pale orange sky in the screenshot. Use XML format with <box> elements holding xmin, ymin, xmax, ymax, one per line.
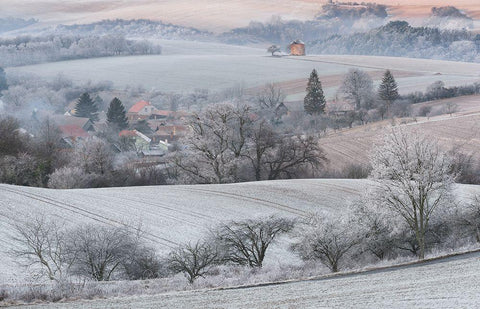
<box><xmin>2</xmin><ymin>0</ymin><xmax>480</xmax><ymax>32</ymax></box>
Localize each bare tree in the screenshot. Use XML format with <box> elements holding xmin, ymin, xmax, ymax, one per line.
<box><xmin>171</xmin><ymin>104</ymin><xmax>252</xmax><ymax>184</ymax></box>
<box><xmin>0</xmin><ymin>116</ymin><xmax>27</xmax><ymax>156</ymax></box>
<box><xmin>172</xmin><ymin>104</ymin><xmax>326</xmax><ymax>183</ymax></box>
<box><xmin>455</xmin><ymin>196</ymin><xmax>480</xmax><ymax>243</ymax></box>
<box><xmin>66</xmin><ymin>224</ymin><xmax>139</xmax><ymax>281</ymax></box>
<box><xmin>291</xmin><ymin>214</ymin><xmax>359</xmax><ymax>272</ymax></box>
<box><xmin>339</xmin><ymin>69</ymin><xmax>374</xmax><ymax>110</ymax></box>
<box><xmin>370</xmin><ymin>130</ymin><xmax>455</xmax><ymax>259</ymax></box>
<box><xmin>72</xmin><ymin>137</ymin><xmax>114</xmax><ymax>175</ymax></box>
<box><xmin>214</xmin><ymin>216</ymin><xmax>295</xmax><ymax>268</ymax></box>
<box><xmin>12</xmin><ymin>215</ymin><xmax>70</xmax><ymax>280</ymax></box>
<box><xmin>168</xmin><ymin>240</ymin><xmax>219</xmax><ymax>284</ymax></box>
<box><xmin>443</xmin><ymin>102</ymin><xmax>459</xmax><ymax>116</ymax></box>
<box><xmin>264</xmin><ymin>135</ymin><xmax>325</xmax><ymax>180</ymax></box>
<box><xmin>257</xmin><ymin>83</ymin><xmax>285</xmax><ymax>110</ymax></box>
<box><xmin>267</xmin><ymin>45</ymin><xmax>281</xmax><ymax>56</ymax></box>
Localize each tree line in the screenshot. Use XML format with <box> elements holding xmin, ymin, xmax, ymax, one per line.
<box><xmin>0</xmin><ymin>34</ymin><xmax>162</xmax><ymax>67</ymax></box>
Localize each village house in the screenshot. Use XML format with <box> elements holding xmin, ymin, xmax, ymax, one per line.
<box><xmin>289</xmin><ymin>40</ymin><xmax>305</xmax><ymax>56</ymax></box>
<box><xmin>151</xmin><ymin>125</ymin><xmax>189</xmax><ymax>144</ymax></box>
<box><xmin>127</xmin><ymin>100</ymin><xmax>158</xmax><ymax>121</ymax></box>
<box><xmin>119</xmin><ymin>129</ymin><xmax>152</xmax><ymax>152</ymax></box>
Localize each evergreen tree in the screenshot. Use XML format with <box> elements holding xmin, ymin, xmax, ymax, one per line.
<box><xmin>0</xmin><ymin>67</ymin><xmax>8</xmax><ymax>92</ymax></box>
<box><xmin>75</xmin><ymin>93</ymin><xmax>99</xmax><ymax>123</ymax></box>
<box><xmin>378</xmin><ymin>70</ymin><xmax>399</xmax><ymax>105</ymax></box>
<box><xmin>304</xmin><ymin>69</ymin><xmax>326</xmax><ymax>115</ymax></box>
<box><xmin>107</xmin><ymin>97</ymin><xmax>128</xmax><ymax>131</ymax></box>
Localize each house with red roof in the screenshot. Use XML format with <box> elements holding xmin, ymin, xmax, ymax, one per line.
<box><xmin>127</xmin><ymin>100</ymin><xmax>158</xmax><ymax>121</ymax></box>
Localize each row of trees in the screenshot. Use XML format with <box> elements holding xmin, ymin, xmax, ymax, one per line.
<box><xmin>14</xmin><ymin>131</ymin><xmax>480</xmax><ymax>286</ymax></box>
<box><xmin>311</xmin><ymin>21</ymin><xmax>480</xmax><ymax>62</ymax></box>
<box><xmin>303</xmin><ymin>68</ymin><xmax>399</xmax><ymax>117</ymax></box>
<box><xmin>75</xmin><ymin>92</ymin><xmax>129</xmax><ymax>131</ymax></box>
<box><xmin>0</xmin><ymin>34</ymin><xmax>162</xmax><ymax>67</ymax></box>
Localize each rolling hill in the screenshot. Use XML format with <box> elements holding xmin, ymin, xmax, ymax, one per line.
<box><xmin>1</xmin><ymin>179</ymin><xmax>479</xmax><ymax>285</ymax></box>
<box><xmin>0</xmin><ymin>179</ymin><xmax>365</xmax><ymax>283</ymax></box>
<box><xmin>319</xmin><ymin>95</ymin><xmax>480</xmax><ymax>170</ymax></box>
<box><xmin>7</xmin><ymin>49</ymin><xmax>480</xmax><ymax>96</ymax></box>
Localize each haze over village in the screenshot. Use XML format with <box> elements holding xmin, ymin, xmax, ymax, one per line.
<box><xmin>1</xmin><ymin>0</ymin><xmax>480</xmax><ymax>308</ymax></box>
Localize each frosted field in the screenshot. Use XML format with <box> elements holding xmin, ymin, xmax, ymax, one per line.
<box><xmin>1</xmin><ymin>179</ymin><xmax>479</xmax><ymax>285</ymax></box>
<box><xmin>320</xmin><ymin>95</ymin><xmax>480</xmax><ymax>169</ymax></box>
<box><xmin>0</xmin><ymin>179</ymin><xmax>365</xmax><ymax>283</ymax></box>
<box><xmin>17</xmin><ymin>251</ymin><xmax>480</xmax><ymax>308</ymax></box>
<box><xmin>8</xmin><ymin>47</ymin><xmax>480</xmax><ymax>96</ymax></box>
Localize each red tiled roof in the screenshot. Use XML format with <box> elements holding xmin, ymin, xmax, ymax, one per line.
<box><xmin>119</xmin><ymin>130</ymin><xmax>137</xmax><ymax>137</ymax></box>
<box><xmin>58</xmin><ymin>125</ymin><xmax>89</xmax><ymax>138</ymax></box>
<box><xmin>152</xmin><ymin>110</ymin><xmax>173</xmax><ymax>116</ymax></box>
<box><xmin>128</xmin><ymin>101</ymin><xmax>151</xmax><ymax>113</ymax></box>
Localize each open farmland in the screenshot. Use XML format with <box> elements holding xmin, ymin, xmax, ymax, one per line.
<box><xmin>320</xmin><ymin>95</ymin><xmax>480</xmax><ymax>170</ymax></box>
<box><xmin>0</xmin><ymin>179</ymin><xmax>365</xmax><ymax>284</ymax></box>
<box><xmin>16</xmin><ymin>250</ymin><xmax>480</xmax><ymax>308</ymax></box>
<box><xmin>7</xmin><ymin>49</ymin><xmax>480</xmax><ymax>96</ymax></box>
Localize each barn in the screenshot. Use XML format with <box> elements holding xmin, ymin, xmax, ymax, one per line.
<box><xmin>289</xmin><ymin>40</ymin><xmax>305</xmax><ymax>56</ymax></box>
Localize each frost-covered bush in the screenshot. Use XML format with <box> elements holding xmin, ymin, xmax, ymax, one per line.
<box><xmin>47</xmin><ymin>166</ymin><xmax>92</xmax><ymax>189</ymax></box>
<box><xmin>291</xmin><ymin>214</ymin><xmax>360</xmax><ymax>272</ymax></box>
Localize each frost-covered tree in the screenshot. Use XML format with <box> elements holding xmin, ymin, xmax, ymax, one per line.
<box><xmin>168</xmin><ymin>240</ymin><xmax>219</xmax><ymax>283</ymax></box>
<box><xmin>291</xmin><ymin>214</ymin><xmax>359</xmax><ymax>272</ymax></box>
<box><xmin>12</xmin><ymin>215</ymin><xmax>70</xmax><ymax>280</ymax></box>
<box><xmin>75</xmin><ymin>92</ymin><xmax>99</xmax><ymax>123</ymax></box>
<box><xmin>339</xmin><ymin>69</ymin><xmax>374</xmax><ymax>110</ymax></box>
<box><xmin>172</xmin><ymin>104</ymin><xmax>252</xmax><ymax>184</ymax></box>
<box><xmin>66</xmin><ymin>224</ymin><xmax>139</xmax><ymax>281</ymax></box>
<box><xmin>171</xmin><ymin>104</ymin><xmax>326</xmax><ymax>183</ymax></box>
<box><xmin>378</xmin><ymin>70</ymin><xmax>399</xmax><ymax>108</ymax></box>
<box><xmin>267</xmin><ymin>45</ymin><xmax>281</xmax><ymax>56</ymax></box>
<box><xmin>0</xmin><ymin>66</ymin><xmax>7</xmax><ymax>92</ymax></box>
<box><xmin>48</xmin><ymin>166</ymin><xmax>92</xmax><ymax>189</ymax></box>
<box><xmin>257</xmin><ymin>83</ymin><xmax>285</xmax><ymax>111</ymax></box>
<box><xmin>370</xmin><ymin>130</ymin><xmax>455</xmax><ymax>259</ymax></box>
<box><xmin>214</xmin><ymin>216</ymin><xmax>295</xmax><ymax>268</ymax></box>
<box><xmin>107</xmin><ymin>97</ymin><xmax>128</xmax><ymax>131</ymax></box>
<box><xmin>72</xmin><ymin>137</ymin><xmax>114</xmax><ymax>175</ymax></box>
<box><xmin>304</xmin><ymin>69</ymin><xmax>326</xmax><ymax>115</ymax></box>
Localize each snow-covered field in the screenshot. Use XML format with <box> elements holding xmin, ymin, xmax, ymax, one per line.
<box><xmin>17</xmin><ymin>251</ymin><xmax>480</xmax><ymax>308</ymax></box>
<box><xmin>7</xmin><ymin>49</ymin><xmax>480</xmax><ymax>96</ymax></box>
<box><xmin>1</xmin><ymin>179</ymin><xmax>480</xmax><ymax>286</ymax></box>
<box><xmin>0</xmin><ymin>179</ymin><xmax>365</xmax><ymax>284</ymax></box>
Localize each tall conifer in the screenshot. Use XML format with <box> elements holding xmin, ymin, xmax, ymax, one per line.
<box><xmin>304</xmin><ymin>69</ymin><xmax>326</xmax><ymax>115</ymax></box>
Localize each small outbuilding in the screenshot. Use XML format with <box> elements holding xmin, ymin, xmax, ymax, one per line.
<box><xmin>289</xmin><ymin>40</ymin><xmax>305</xmax><ymax>56</ymax></box>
